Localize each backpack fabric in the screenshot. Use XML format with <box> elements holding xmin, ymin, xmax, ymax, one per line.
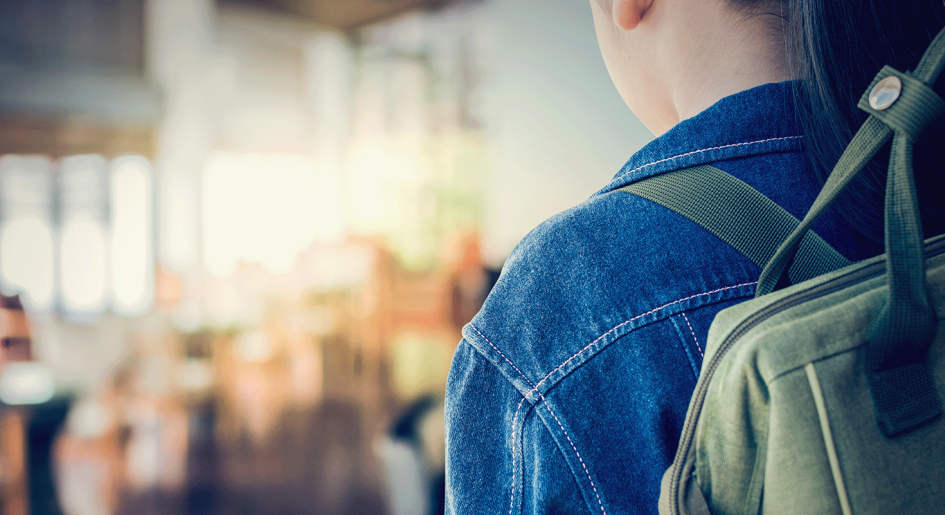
<box><xmin>660</xmin><ymin>236</ymin><xmax>945</xmax><ymax>515</ymax></box>
<box><xmin>637</xmin><ymin>28</ymin><xmax>945</xmax><ymax>515</ymax></box>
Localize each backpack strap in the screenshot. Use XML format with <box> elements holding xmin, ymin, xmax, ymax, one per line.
<box><xmin>755</xmin><ymin>28</ymin><xmax>945</xmax><ymax>437</ymax></box>
<box><xmin>617</xmin><ymin>164</ymin><xmax>849</xmax><ymax>282</ymax></box>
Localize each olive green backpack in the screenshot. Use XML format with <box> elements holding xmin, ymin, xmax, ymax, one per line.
<box><xmin>620</xmin><ymin>28</ymin><xmax>945</xmax><ymax>515</ymax></box>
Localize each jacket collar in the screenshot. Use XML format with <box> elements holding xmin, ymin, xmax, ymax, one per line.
<box><xmin>596</xmin><ymin>81</ymin><xmax>805</xmax><ymax>196</ymax></box>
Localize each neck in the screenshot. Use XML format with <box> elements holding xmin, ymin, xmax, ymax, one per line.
<box><xmin>652</xmin><ymin>2</ymin><xmax>791</xmax><ymax>134</ymax></box>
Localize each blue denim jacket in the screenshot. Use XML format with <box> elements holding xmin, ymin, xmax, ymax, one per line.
<box><xmin>444</xmin><ymin>82</ymin><xmax>883</xmax><ymax>515</ymax></box>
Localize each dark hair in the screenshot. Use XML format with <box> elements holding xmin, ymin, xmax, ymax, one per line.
<box><xmin>736</xmin><ymin>0</ymin><xmax>945</xmax><ymax>242</ymax></box>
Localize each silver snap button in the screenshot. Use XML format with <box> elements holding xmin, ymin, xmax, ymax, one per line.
<box><xmin>869</xmin><ymin>76</ymin><xmax>902</xmax><ymax>110</ymax></box>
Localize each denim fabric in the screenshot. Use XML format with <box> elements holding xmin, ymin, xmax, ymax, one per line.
<box><xmin>444</xmin><ymin>82</ymin><xmax>882</xmax><ymax>515</ymax></box>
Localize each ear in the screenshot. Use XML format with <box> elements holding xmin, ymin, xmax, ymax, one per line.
<box><xmin>612</xmin><ymin>0</ymin><xmax>653</xmax><ymax>31</ymax></box>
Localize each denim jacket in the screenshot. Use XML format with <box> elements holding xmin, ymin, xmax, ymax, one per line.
<box><xmin>444</xmin><ymin>82</ymin><xmax>882</xmax><ymax>515</ymax></box>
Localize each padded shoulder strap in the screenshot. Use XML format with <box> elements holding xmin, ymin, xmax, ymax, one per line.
<box><xmin>618</xmin><ymin>165</ymin><xmax>850</xmax><ymax>287</ymax></box>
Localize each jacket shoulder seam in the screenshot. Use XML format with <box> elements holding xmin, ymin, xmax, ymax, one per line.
<box><xmin>463</xmin><ymin>282</ymin><xmax>751</xmax><ymax>515</ymax></box>
<box><xmin>457</xmin><ymin>337</ymin><xmax>606</xmax><ymax>514</ymax></box>
<box><xmin>468</xmin><ymin>324</ymin><xmax>537</xmax><ymax>389</ymax></box>
<box><xmin>526</xmin><ymin>281</ymin><xmax>757</xmax><ymax>397</ymax></box>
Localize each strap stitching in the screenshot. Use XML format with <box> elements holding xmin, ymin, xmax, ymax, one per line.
<box><xmin>682</xmin><ymin>312</ymin><xmax>704</xmax><ymax>358</ymax></box>
<box><xmin>614</xmin><ymin>136</ymin><xmax>803</xmax><ymax>182</ymax></box>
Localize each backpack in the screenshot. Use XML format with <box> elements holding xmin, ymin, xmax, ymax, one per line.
<box><xmin>620</xmin><ymin>28</ymin><xmax>945</xmax><ymax>515</ymax></box>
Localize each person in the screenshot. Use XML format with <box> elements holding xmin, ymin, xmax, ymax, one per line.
<box><xmin>445</xmin><ymin>0</ymin><xmax>945</xmax><ymax>513</ymax></box>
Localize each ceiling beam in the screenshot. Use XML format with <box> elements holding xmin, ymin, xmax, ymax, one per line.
<box><xmin>220</xmin><ymin>0</ymin><xmax>462</xmax><ymax>31</ymax></box>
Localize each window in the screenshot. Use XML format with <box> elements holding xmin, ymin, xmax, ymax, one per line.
<box><xmin>0</xmin><ymin>156</ymin><xmax>55</xmax><ymax>312</ymax></box>
<box><xmin>110</xmin><ymin>156</ymin><xmax>154</xmax><ymax>315</ymax></box>
<box><xmin>59</xmin><ymin>155</ymin><xmax>109</xmax><ymax>315</ymax></box>
<box><xmin>0</xmin><ymin>153</ymin><xmax>155</xmax><ymax>318</ymax></box>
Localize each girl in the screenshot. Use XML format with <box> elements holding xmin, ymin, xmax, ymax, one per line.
<box><xmin>445</xmin><ymin>1</ymin><xmax>945</xmax><ymax>513</ymax></box>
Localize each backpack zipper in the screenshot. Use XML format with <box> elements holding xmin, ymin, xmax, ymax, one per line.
<box><xmin>667</xmin><ymin>236</ymin><xmax>945</xmax><ymax>515</ymax></box>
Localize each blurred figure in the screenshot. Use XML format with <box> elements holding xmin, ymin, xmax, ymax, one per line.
<box><xmin>0</xmin><ymin>294</ymin><xmax>31</xmax><ymax>515</ymax></box>
<box><xmin>55</xmin><ymin>396</ymin><xmax>122</xmax><ymax>515</ymax></box>
<box><xmin>0</xmin><ymin>295</ymin><xmax>69</xmax><ymax>515</ymax></box>
<box><xmin>377</xmin><ymin>395</ymin><xmax>445</xmax><ymax>515</ymax></box>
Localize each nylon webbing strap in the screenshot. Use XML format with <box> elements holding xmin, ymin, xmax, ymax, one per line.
<box><xmin>759</xmin><ymin>27</ymin><xmax>945</xmax><ymax>297</ymax></box>
<box><xmin>756</xmin><ymin>27</ymin><xmax>945</xmax><ymax>437</ymax></box>
<box><xmin>863</xmin><ymin>70</ymin><xmax>944</xmax><ymax>437</ymax></box>
<box><xmin>859</xmin><ymin>67</ymin><xmax>945</xmax><ymax>138</ymax></box>
<box><xmin>618</xmin><ymin>165</ymin><xmax>849</xmax><ymax>279</ymax></box>
<box><xmin>755</xmin><ymin>116</ymin><xmax>893</xmax><ymax>296</ymax></box>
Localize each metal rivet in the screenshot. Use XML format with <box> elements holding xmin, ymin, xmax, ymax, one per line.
<box><xmin>869</xmin><ymin>76</ymin><xmax>902</xmax><ymax>111</ymax></box>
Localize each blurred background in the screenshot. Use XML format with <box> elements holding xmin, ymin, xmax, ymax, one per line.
<box><xmin>0</xmin><ymin>1</ymin><xmax>651</xmax><ymax>514</ymax></box>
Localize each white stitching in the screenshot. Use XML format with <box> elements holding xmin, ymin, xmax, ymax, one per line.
<box><xmin>472</xmin><ymin>282</ymin><xmax>757</xmax><ymax>515</ymax></box>
<box><xmin>528</xmin><ymin>281</ymin><xmax>756</xmax><ymax>394</ymax></box>
<box><xmin>682</xmin><ymin>312</ymin><xmax>704</xmax><ymax>358</ymax></box>
<box><xmin>540</xmin><ymin>394</ymin><xmax>607</xmax><ymax>515</ymax></box>
<box><xmin>471</xmin><ymin>328</ymin><xmax>607</xmax><ymax>513</ymax></box>
<box><xmin>616</xmin><ymin>136</ymin><xmax>802</xmax><ymax>181</ymax></box>
<box><xmin>472</xmin><ymin>325</ymin><xmax>537</xmax><ymax>388</ymax></box>
<box><xmin>509</xmin><ymin>397</ymin><xmax>527</xmax><ymax>515</ymax></box>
